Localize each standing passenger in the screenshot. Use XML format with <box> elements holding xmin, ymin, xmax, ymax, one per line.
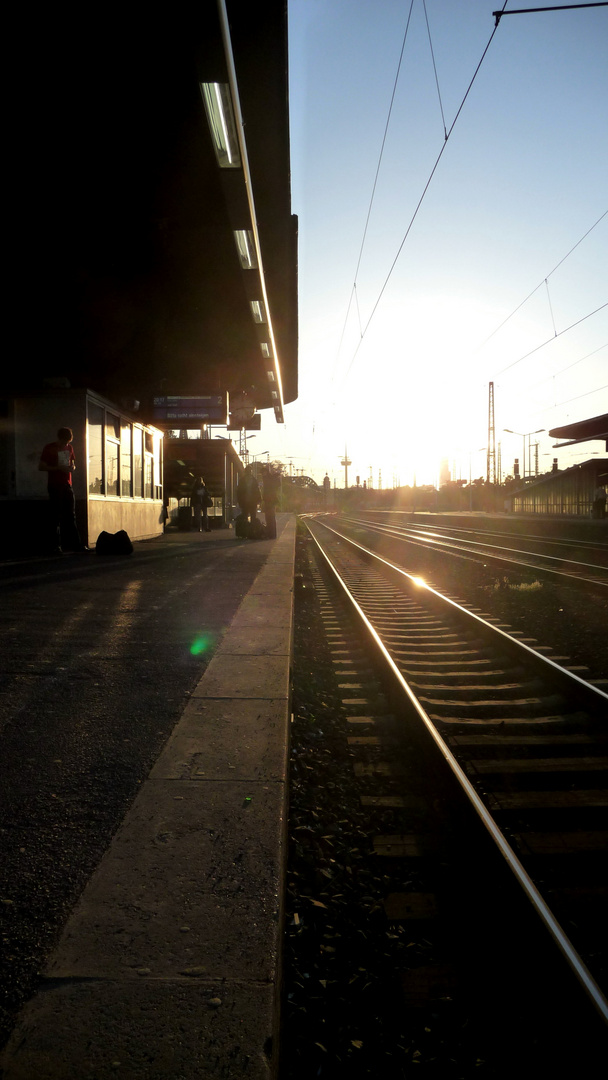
<box><xmin>39</xmin><ymin>427</ymin><xmax>87</xmax><ymax>553</ymax></box>
<box><xmin>237</xmin><ymin>465</ymin><xmax>261</xmax><ymax>526</ymax></box>
<box><xmin>190</xmin><ymin>476</ymin><xmax>211</xmax><ymax>532</ymax></box>
<box><xmin>261</xmin><ymin>466</ymin><xmax>280</xmax><ymax>539</ymax></box>
<box><xmin>593</xmin><ymin>484</ymin><xmax>606</xmax><ymax>519</ymax></box>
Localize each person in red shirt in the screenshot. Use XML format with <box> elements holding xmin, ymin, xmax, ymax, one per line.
<box><xmin>39</xmin><ymin>427</ymin><xmax>87</xmax><ymax>552</ymax></box>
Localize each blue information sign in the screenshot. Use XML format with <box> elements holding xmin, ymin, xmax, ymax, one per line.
<box><xmin>152</xmin><ymin>395</ymin><xmax>227</xmax><ymax>423</ymax></box>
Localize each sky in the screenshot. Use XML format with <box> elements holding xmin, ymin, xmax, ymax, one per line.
<box><xmin>254</xmin><ymin>0</ymin><xmax>607</xmax><ymax>488</ymax></box>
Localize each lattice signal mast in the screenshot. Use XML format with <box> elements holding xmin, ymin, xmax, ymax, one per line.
<box><xmin>487</xmin><ymin>381</ymin><xmax>496</xmax><ymax>485</ymax></box>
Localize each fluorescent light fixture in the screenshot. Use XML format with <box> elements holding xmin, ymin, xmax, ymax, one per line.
<box><xmin>260</xmin><ymin>342</ymin><xmax>271</xmax><ymax>358</ymax></box>
<box><xmin>234</xmin><ymin>229</ymin><xmax>258</xmax><ymax>270</ymax></box>
<box><xmin>250</xmin><ymin>300</ymin><xmax>267</xmax><ymax>324</ymax></box>
<box><xmin>200</xmin><ymin>82</ymin><xmax>241</xmax><ymax>169</ymax></box>
<box><xmin>267</xmin><ymin>370</ymin><xmax>275</xmax><ymax>382</ymax></box>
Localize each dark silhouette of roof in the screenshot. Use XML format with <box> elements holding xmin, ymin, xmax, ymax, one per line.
<box><xmin>549</xmin><ymin>414</ymin><xmax>608</xmax><ymax>449</ymax></box>
<box><xmin>10</xmin><ymin>1</ymin><xmax>297</xmax><ymax>422</ymax></box>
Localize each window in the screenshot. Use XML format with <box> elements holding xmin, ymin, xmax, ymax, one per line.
<box><xmin>88</xmin><ymin>403</ymin><xmax>104</xmax><ymax>494</ymax></box>
<box><xmin>86</xmin><ymin>402</ymin><xmax>159</xmax><ymax>501</ymax></box>
<box><xmin>106</xmin><ymin>441</ymin><xmax>119</xmax><ymax>496</ymax></box>
<box><xmin>144</xmin><ymin>452</ymin><xmax>153</xmax><ymax>499</ymax></box>
<box><xmin>107</xmin><ymin>413</ymin><xmax>120</xmax><ymax>440</ymax></box>
<box><xmin>106</xmin><ymin>413</ymin><xmax>120</xmax><ymax>496</ymax></box>
<box><xmin>133</xmin><ymin>427</ymin><xmax>143</xmax><ymax>498</ymax></box>
<box><xmin>153</xmin><ymin>433</ymin><xmax>162</xmax><ymax>499</ymax></box>
<box><xmin>121</xmin><ymin>422</ymin><xmax>132</xmax><ymax>496</ymax></box>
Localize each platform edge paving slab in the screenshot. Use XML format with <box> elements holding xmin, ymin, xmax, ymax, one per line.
<box><xmin>1</xmin><ymin>981</ymin><xmax>275</xmax><ymax>1080</ymax></box>
<box><xmin>149</xmin><ymin>698</ymin><xmax>289</xmax><ymax>781</ymax></box>
<box><xmin>1</xmin><ymin>517</ymin><xmax>296</xmax><ymax>1080</ymax></box>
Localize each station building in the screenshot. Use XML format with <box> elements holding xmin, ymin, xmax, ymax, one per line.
<box><xmin>1</xmin><ymin>1</ymin><xmax>297</xmax><ymax>554</ymax></box>
<box><xmin>508</xmin><ymin>414</ymin><xmax>608</xmax><ymax>517</ymax></box>
<box><xmin>510</xmin><ymin>457</ymin><xmax>608</xmax><ymax>516</ymax></box>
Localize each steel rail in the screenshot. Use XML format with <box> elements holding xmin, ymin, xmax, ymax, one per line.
<box><xmin>343</xmin><ymin>514</ymin><xmax>608</xmax><ymax>570</ymax></box>
<box><xmin>356</xmin><ymin>513</ymin><xmax>608</xmax><ymax>548</ymax></box>
<box><xmin>315</xmin><ymin>515</ymin><xmax>608</xmax><ymax>705</ymax></box>
<box><xmin>304</xmin><ymin>516</ymin><xmax>608</xmax><ymax>1025</ymax></box>
<box><xmin>382</xmin><ymin>519</ymin><xmax>608</xmax><ymax>554</ymax></box>
<box><xmin>341</xmin><ymin>514</ymin><xmax>608</xmax><ymax>589</ymax></box>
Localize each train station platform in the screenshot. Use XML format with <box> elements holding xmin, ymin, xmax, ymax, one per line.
<box><xmin>1</xmin><ymin>516</ymin><xmax>296</xmax><ymax>1080</ymax></box>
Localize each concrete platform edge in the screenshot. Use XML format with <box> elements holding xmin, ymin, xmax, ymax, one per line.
<box><xmin>1</xmin><ymin>519</ymin><xmax>296</xmax><ymax>1080</ymax></box>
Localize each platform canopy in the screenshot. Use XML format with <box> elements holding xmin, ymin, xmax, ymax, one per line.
<box><xmin>549</xmin><ymin>414</ymin><xmax>608</xmax><ymax>450</ymax></box>
<box><xmin>10</xmin><ymin>0</ymin><xmax>297</xmax><ymax>424</ymax></box>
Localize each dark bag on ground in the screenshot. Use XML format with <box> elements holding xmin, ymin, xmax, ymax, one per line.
<box><xmin>96</xmin><ymin>529</ymin><xmax>134</xmax><ymax>555</ymax></box>
<box><xmin>234</xmin><ymin>514</ymin><xmax>267</xmax><ymax>540</ymax></box>
<box><xmin>247</xmin><ymin>516</ymin><xmax>267</xmax><ymax>540</ymax></box>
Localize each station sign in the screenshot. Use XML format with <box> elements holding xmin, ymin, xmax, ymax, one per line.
<box><xmin>152</xmin><ymin>394</ymin><xmax>228</xmax><ymax>423</ymax></box>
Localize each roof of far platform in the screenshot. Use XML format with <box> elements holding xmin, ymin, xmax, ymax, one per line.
<box><xmin>549</xmin><ymin>414</ymin><xmax>608</xmax><ymax>448</ymax></box>
<box><xmin>9</xmin><ymin>1</ymin><xmax>297</xmax><ymax>423</ymax></box>
<box><xmin>510</xmin><ymin>457</ymin><xmax>608</xmax><ymax>496</ymax></box>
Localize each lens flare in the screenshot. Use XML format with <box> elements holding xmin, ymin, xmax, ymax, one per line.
<box><xmin>190</xmin><ymin>634</ymin><xmax>212</xmax><ymax>656</ymax></box>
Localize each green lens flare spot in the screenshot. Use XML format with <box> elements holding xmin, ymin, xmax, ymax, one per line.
<box><xmin>190</xmin><ymin>635</ymin><xmax>211</xmax><ymax>656</ymax></box>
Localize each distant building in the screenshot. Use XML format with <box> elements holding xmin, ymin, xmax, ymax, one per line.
<box><xmin>510</xmin><ymin>458</ymin><xmax>607</xmax><ymax>516</ymax></box>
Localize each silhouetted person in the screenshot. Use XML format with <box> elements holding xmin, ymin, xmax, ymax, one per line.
<box><xmin>261</xmin><ymin>467</ymin><xmax>280</xmax><ymax>539</ymax></box>
<box><xmin>39</xmin><ymin>427</ymin><xmax>87</xmax><ymax>552</ymax></box>
<box><xmin>593</xmin><ymin>484</ymin><xmax>606</xmax><ymax>519</ymax></box>
<box><xmin>237</xmin><ymin>465</ymin><xmax>260</xmax><ymax>525</ymax></box>
<box><xmin>190</xmin><ymin>476</ymin><xmax>211</xmax><ymax>532</ymax></box>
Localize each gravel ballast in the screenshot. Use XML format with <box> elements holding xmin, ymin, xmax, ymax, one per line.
<box><xmin>281</xmin><ymin>522</ymin><xmax>607</xmax><ymax>1077</ymax></box>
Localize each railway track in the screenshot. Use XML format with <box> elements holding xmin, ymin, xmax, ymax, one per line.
<box><xmin>283</xmin><ymin>517</ymin><xmax>608</xmax><ymax>1076</ymax></box>
<box><xmin>339</xmin><ymin>512</ymin><xmax>608</xmax><ymax>590</ymax></box>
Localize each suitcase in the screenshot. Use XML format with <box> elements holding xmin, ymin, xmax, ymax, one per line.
<box><xmin>247</xmin><ymin>516</ymin><xmax>267</xmax><ymax>540</ymax></box>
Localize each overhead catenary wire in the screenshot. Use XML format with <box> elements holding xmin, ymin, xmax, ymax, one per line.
<box><xmin>422</xmin><ymin>0</ymin><xmax>447</xmax><ymax>140</ymax></box>
<box><xmin>537</xmin><ymin>383</ymin><xmax>608</xmax><ymax>413</ymax></box>
<box><xmin>545</xmin><ymin>278</ymin><xmax>558</xmax><ymax>338</ymax></box>
<box><xmin>477</xmin><ymin>209</ymin><xmax>607</xmax><ymax>352</ymax></box>
<box><xmin>494</xmin><ymin>302</ymin><xmax>608</xmax><ymax>376</ymax></box>
<box><xmin>333</xmin><ymin>0</ymin><xmax>416</xmax><ymax>376</ymax></box>
<box><xmin>526</xmin><ymin>342</ymin><xmax>608</xmax><ymax>391</ymax></box>
<box><xmin>340</xmin><ymin>2</ymin><xmax>510</xmax><ymax>386</ymax></box>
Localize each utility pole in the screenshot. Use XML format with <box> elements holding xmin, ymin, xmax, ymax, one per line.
<box><xmin>487</xmin><ymin>381</ymin><xmax>496</xmax><ymax>484</ymax></box>
<box><xmin>340</xmin><ymin>446</ymin><xmax>351</xmax><ymax>490</ymax></box>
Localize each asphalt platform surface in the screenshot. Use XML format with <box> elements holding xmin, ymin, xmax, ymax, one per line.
<box><xmin>0</xmin><ymin>516</ymin><xmax>295</xmax><ymax>1078</ymax></box>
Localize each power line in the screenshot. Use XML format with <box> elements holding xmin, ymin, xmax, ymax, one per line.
<box><xmin>477</xmin><ymin>209</ymin><xmax>607</xmax><ymax>352</ymax></box>
<box><xmin>537</xmin><ymin>383</ymin><xmax>608</xmax><ymax>413</ymax></box>
<box><xmin>527</xmin><ymin>342</ymin><xmax>607</xmax><ymax>391</ymax></box>
<box><xmin>495</xmin><ymin>302</ymin><xmax>608</xmax><ymax>375</ymax></box>
<box><xmin>333</xmin><ymin>0</ymin><xmax>416</xmax><ymax>375</ymax></box>
<box><xmin>341</xmin><ymin>2</ymin><xmax>509</xmax><ymax>385</ymax></box>
<box><xmin>422</xmin><ymin>0</ymin><xmax>447</xmax><ymax>140</ymax></box>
